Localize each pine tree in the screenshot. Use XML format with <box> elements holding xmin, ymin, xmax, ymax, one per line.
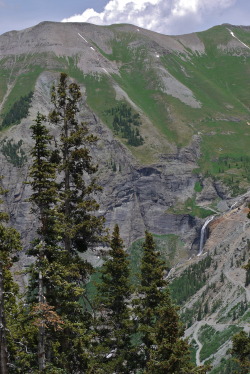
<box><xmin>46</xmin><ymin>72</ymin><xmax>106</xmax><ymax>372</ymax></box>
<box><xmin>244</xmin><ymin>261</ymin><xmax>250</xmax><ymax>286</ymax></box>
<box><xmin>134</xmin><ymin>231</ymin><xmax>167</xmax><ymax>368</ymax></box>
<box><xmin>27</xmin><ymin>112</ymin><xmax>64</xmax><ymax>371</ymax></box>
<box><xmin>27</xmin><ymin>74</ymin><xmax>106</xmax><ymax>372</ymax></box>
<box><xmin>29</xmin><ymin>112</ymin><xmax>59</xmax><ymax>246</ymax></box>
<box><xmin>135</xmin><ymin>232</ymin><xmax>208</xmax><ymax>373</ymax></box>
<box><xmin>145</xmin><ymin>290</ymin><xmax>208</xmax><ymax>374</ymax></box>
<box><xmin>94</xmin><ymin>225</ymin><xmax>132</xmax><ymax>373</ymax></box>
<box><xmin>49</xmin><ymin>72</ymin><xmax>104</xmax><ymax>254</ymax></box>
<box><xmin>231</xmin><ymin>331</ymin><xmax>250</xmax><ymax>373</ymax></box>
<box><xmin>0</xmin><ymin>181</ymin><xmax>22</xmax><ymax>374</ymax></box>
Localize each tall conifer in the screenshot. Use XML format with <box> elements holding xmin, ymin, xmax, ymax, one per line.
<box><xmin>27</xmin><ymin>73</ymin><xmax>106</xmax><ymax>372</ymax></box>
<box><xmin>134</xmin><ymin>231</ymin><xmax>167</xmax><ymax>368</ymax></box>
<box><xmin>49</xmin><ymin>72</ymin><xmax>104</xmax><ymax>254</ymax></box>
<box><xmin>232</xmin><ymin>331</ymin><xmax>250</xmax><ymax>373</ymax></box>
<box><xmin>146</xmin><ymin>289</ymin><xmax>208</xmax><ymax>373</ymax></box>
<box><xmin>135</xmin><ymin>232</ymin><xmax>208</xmax><ymax>373</ymax></box>
<box><xmin>28</xmin><ymin>112</ymin><xmax>63</xmax><ymax>371</ymax></box>
<box><xmin>0</xmin><ymin>181</ymin><xmax>22</xmax><ymax>374</ymax></box>
<box><xmin>46</xmin><ymin>72</ymin><xmax>105</xmax><ymax>371</ymax></box>
<box><xmin>94</xmin><ymin>225</ymin><xmax>132</xmax><ymax>373</ymax></box>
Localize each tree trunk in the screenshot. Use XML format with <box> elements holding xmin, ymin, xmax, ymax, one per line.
<box><xmin>0</xmin><ymin>262</ymin><xmax>9</xmax><ymax>374</ymax></box>
<box><xmin>63</xmin><ymin>112</ymin><xmax>71</xmax><ymax>252</ymax></box>
<box><xmin>38</xmin><ymin>255</ymin><xmax>46</xmax><ymax>371</ymax></box>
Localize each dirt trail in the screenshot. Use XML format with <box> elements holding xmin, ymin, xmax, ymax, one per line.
<box><xmin>192</xmin><ymin>321</ymin><xmax>204</xmax><ymax>366</ymax></box>
<box><xmin>191</xmin><ymin>318</ymin><xmax>250</xmax><ymax>366</ymax></box>
<box><xmin>224</xmin><ymin>270</ymin><xmax>250</xmax><ymax>303</ymax></box>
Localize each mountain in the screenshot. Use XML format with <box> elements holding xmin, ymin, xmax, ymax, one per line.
<box><xmin>176</xmin><ymin>196</ymin><xmax>250</xmax><ymax>372</ymax></box>
<box><xmin>0</xmin><ymin>21</ymin><xmax>250</xmax><ymax>371</ymax></box>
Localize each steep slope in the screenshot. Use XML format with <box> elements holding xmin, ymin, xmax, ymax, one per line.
<box><xmin>1</xmin><ymin>22</ymin><xmax>250</xmax><ymax>164</ymax></box>
<box><xmin>169</xmin><ymin>195</ymin><xmax>250</xmax><ymax>372</ymax></box>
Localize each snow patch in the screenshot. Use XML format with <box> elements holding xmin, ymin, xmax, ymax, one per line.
<box><xmin>78</xmin><ymin>33</ymin><xmax>88</xmax><ymax>43</ymax></box>
<box><xmin>102</xmin><ymin>67</ymin><xmax>109</xmax><ymax>75</ymax></box>
<box><xmin>227</xmin><ymin>28</ymin><xmax>250</xmax><ymax>50</ymax></box>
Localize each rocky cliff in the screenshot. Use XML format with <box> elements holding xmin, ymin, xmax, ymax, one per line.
<box><xmin>0</xmin><ymin>70</ymin><xmax>205</xmax><ymax>252</ymax></box>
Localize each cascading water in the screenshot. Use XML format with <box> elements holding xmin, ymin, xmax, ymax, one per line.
<box><xmin>198</xmin><ymin>216</ymin><xmax>214</xmax><ymax>256</ymax></box>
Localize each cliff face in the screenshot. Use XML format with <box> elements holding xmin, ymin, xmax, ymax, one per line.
<box><xmin>0</xmin><ymin>70</ymin><xmax>205</xmax><ymax>252</ymax></box>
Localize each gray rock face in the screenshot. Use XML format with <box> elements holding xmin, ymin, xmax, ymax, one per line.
<box><xmin>0</xmin><ymin>70</ymin><xmax>207</xmax><ymax>256</ymax></box>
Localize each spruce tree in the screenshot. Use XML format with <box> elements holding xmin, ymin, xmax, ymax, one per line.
<box><xmin>0</xmin><ymin>181</ymin><xmax>22</xmax><ymax>374</ymax></box>
<box><xmin>49</xmin><ymin>72</ymin><xmax>104</xmax><ymax>254</ymax></box>
<box><xmin>232</xmin><ymin>331</ymin><xmax>250</xmax><ymax>374</ymax></box>
<box><xmin>94</xmin><ymin>225</ymin><xmax>132</xmax><ymax>373</ymax></box>
<box><xmin>28</xmin><ymin>112</ymin><xmax>64</xmax><ymax>371</ymax></box>
<box><xmin>135</xmin><ymin>232</ymin><xmax>208</xmax><ymax>373</ymax></box>
<box><xmin>27</xmin><ymin>74</ymin><xmax>106</xmax><ymax>372</ymax></box>
<box><xmin>145</xmin><ymin>290</ymin><xmax>208</xmax><ymax>374</ymax></box>
<box><xmin>47</xmin><ymin>72</ymin><xmax>105</xmax><ymax>371</ymax></box>
<box><xmin>134</xmin><ymin>231</ymin><xmax>167</xmax><ymax>368</ymax></box>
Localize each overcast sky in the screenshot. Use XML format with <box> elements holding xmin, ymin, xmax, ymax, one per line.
<box><xmin>0</xmin><ymin>0</ymin><xmax>249</xmax><ymax>36</ymax></box>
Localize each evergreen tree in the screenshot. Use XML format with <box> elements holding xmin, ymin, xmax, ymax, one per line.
<box><xmin>134</xmin><ymin>231</ymin><xmax>167</xmax><ymax>368</ymax></box>
<box><xmin>135</xmin><ymin>232</ymin><xmax>208</xmax><ymax>373</ymax></box>
<box><xmin>94</xmin><ymin>225</ymin><xmax>132</xmax><ymax>373</ymax></box>
<box><xmin>26</xmin><ymin>74</ymin><xmax>106</xmax><ymax>372</ymax></box>
<box><xmin>28</xmin><ymin>112</ymin><xmax>63</xmax><ymax>371</ymax></box>
<box><xmin>0</xmin><ymin>181</ymin><xmax>22</xmax><ymax>374</ymax></box>
<box><xmin>231</xmin><ymin>331</ymin><xmax>250</xmax><ymax>374</ymax></box>
<box><xmin>29</xmin><ymin>112</ymin><xmax>59</xmax><ymax>246</ymax></box>
<box><xmin>146</xmin><ymin>290</ymin><xmax>208</xmax><ymax>374</ymax></box>
<box><xmin>243</xmin><ymin>261</ymin><xmax>250</xmax><ymax>286</ymax></box>
<box><xmin>47</xmin><ymin>72</ymin><xmax>106</xmax><ymax>372</ymax></box>
<box><xmin>49</xmin><ymin>72</ymin><xmax>104</xmax><ymax>254</ymax></box>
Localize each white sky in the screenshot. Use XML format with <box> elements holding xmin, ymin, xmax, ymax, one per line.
<box><xmin>0</xmin><ymin>0</ymin><xmax>250</xmax><ymax>36</ymax></box>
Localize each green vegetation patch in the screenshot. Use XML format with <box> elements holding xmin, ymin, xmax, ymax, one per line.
<box><xmin>0</xmin><ymin>67</ymin><xmax>8</xmax><ymax>104</ymax></box>
<box><xmin>197</xmin><ymin>133</ymin><xmax>250</xmax><ymax>196</ymax></box>
<box><xmin>181</xmin><ymin>300</ymin><xmax>202</xmax><ymax>328</ymax></box>
<box><xmin>104</xmin><ymin>102</ymin><xmax>144</xmax><ymax>146</ymax></box>
<box><xmin>168</xmin><ymin>196</ymin><xmax>214</xmax><ymax>218</ymax></box>
<box><xmin>209</xmin><ymin>357</ymin><xmax>239</xmax><ymax>374</ymax></box>
<box><xmin>240</xmin><ymin>308</ymin><xmax>250</xmax><ymax>322</ymax></box>
<box><xmin>190</xmin><ymin>339</ymin><xmax>198</xmax><ymax>365</ymax></box>
<box><xmin>0</xmin><ymin>138</ymin><xmax>27</xmax><ymax>167</ymax></box>
<box><xmin>1</xmin><ymin>91</ymin><xmax>33</xmax><ymax>128</ymax></box>
<box><xmin>218</xmin><ymin>300</ymin><xmax>248</xmax><ymax>323</ymax></box>
<box><xmin>170</xmin><ymin>255</ymin><xmax>212</xmax><ymax>305</ymax></box>
<box><xmin>194</xmin><ymin>181</ymin><xmax>203</xmax><ymax>192</ymax></box>
<box><xmin>0</xmin><ymin>64</ymin><xmax>43</xmax><ymax>118</ymax></box>
<box><xmin>199</xmin><ymin>324</ymin><xmax>242</xmax><ymax>362</ymax></box>
<box><xmin>85</xmin><ymin>268</ymin><xmax>102</xmax><ymax>307</ymax></box>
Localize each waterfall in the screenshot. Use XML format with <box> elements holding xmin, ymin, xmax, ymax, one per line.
<box><xmin>198</xmin><ymin>216</ymin><xmax>214</xmax><ymax>256</ymax></box>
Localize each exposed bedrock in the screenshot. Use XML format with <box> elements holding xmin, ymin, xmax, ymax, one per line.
<box><xmin>0</xmin><ymin>72</ymin><xmax>228</xmax><ymax>256</ymax></box>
